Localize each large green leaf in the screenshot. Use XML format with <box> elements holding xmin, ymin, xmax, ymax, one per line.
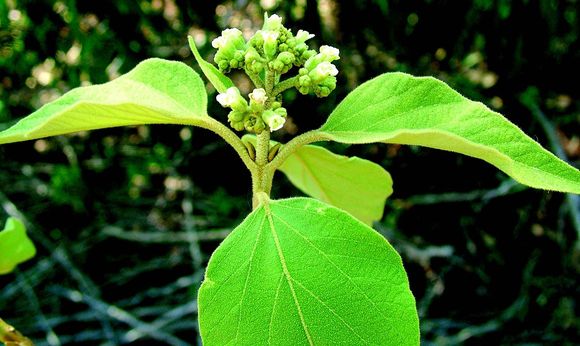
<box><xmin>188</xmin><ymin>36</ymin><xmax>234</xmax><ymax>93</ymax></box>
<box><xmin>198</xmin><ymin>197</ymin><xmax>419</xmax><ymax>345</ymax></box>
<box><xmin>0</xmin><ymin>58</ymin><xmax>207</xmax><ymax>144</ymax></box>
<box><xmin>320</xmin><ymin>73</ymin><xmax>580</xmax><ymax>194</ymax></box>
<box><xmin>278</xmin><ymin>144</ymin><xmax>392</xmax><ymax>225</ymax></box>
<box><xmin>0</xmin><ymin>218</ymin><xmax>36</xmax><ymax>274</ymax></box>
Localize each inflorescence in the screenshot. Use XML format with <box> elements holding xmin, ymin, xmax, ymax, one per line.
<box><xmin>210</xmin><ymin>13</ymin><xmax>340</xmax><ymax>134</ymax></box>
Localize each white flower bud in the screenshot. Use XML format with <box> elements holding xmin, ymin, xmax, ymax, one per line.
<box><xmin>262</xmin><ymin>30</ymin><xmax>279</xmax><ymax>59</ymax></box>
<box><xmin>212</xmin><ymin>28</ymin><xmax>244</xmax><ymax>49</ymax></box>
<box><xmin>249</xmin><ymin>88</ymin><xmax>268</xmax><ymax>105</ymax></box>
<box><xmin>262</xmin><ymin>110</ymin><xmax>286</xmax><ymax>132</ymax></box>
<box><xmin>223</xmin><ymin>28</ymin><xmax>243</xmax><ymax>40</ymax></box>
<box><xmin>295</xmin><ymin>30</ymin><xmax>315</xmax><ymax>43</ymax></box>
<box><xmin>211</xmin><ymin>36</ymin><xmax>226</xmax><ymax>49</ymax></box>
<box><xmin>262</xmin><ymin>30</ymin><xmax>279</xmax><ymax>45</ymax></box>
<box><xmin>315</xmin><ymin>61</ymin><xmax>338</xmax><ymax>77</ymax></box>
<box><xmin>216</xmin><ymin>87</ymin><xmax>240</xmax><ymax>108</ymax></box>
<box><xmin>263</xmin><ymin>13</ymin><xmax>283</xmax><ymax>31</ymax></box>
<box><xmin>320</xmin><ymin>45</ymin><xmax>340</xmax><ymax>61</ymax></box>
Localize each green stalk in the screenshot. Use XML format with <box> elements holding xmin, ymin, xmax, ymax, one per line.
<box><xmin>265</xmin><ymin>69</ymin><xmax>276</xmax><ymax>94</ymax></box>
<box><xmin>252</xmin><ymin>130</ymin><xmax>272</xmax><ymax>209</ymax></box>
<box><xmin>272</xmin><ymin>76</ymin><xmax>298</xmax><ymax>96</ymax></box>
<box><xmin>267</xmin><ymin>130</ymin><xmax>330</xmax><ymax>171</ymax></box>
<box><xmin>187</xmin><ymin>117</ymin><xmax>257</xmax><ymax>175</ymax></box>
<box><xmin>246</xmin><ymin>70</ymin><xmax>264</xmax><ymax>89</ymax></box>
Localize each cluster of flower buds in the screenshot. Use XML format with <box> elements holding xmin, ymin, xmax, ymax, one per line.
<box><xmin>211</xmin><ymin>13</ymin><xmax>339</xmax><ymax>133</ymax></box>
<box><xmin>211</xmin><ymin>28</ymin><xmax>247</xmax><ymax>73</ymax></box>
<box><xmin>296</xmin><ymin>45</ymin><xmax>340</xmax><ymax>97</ymax></box>
<box><xmin>217</xmin><ymin>87</ymin><xmax>287</xmax><ymax>134</ymax></box>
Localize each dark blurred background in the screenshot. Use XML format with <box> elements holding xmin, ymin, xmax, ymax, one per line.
<box><xmin>0</xmin><ymin>0</ymin><xmax>579</xmax><ymax>345</ymax></box>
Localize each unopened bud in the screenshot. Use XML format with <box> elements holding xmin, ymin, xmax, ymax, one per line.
<box><xmin>227</xmin><ymin>110</ymin><xmax>245</xmax><ymax>122</ymax></box>
<box><xmin>263</xmin><ymin>13</ymin><xmax>283</xmax><ymax>32</ymax></box>
<box><xmin>314</xmin><ymin>77</ymin><xmax>337</xmax><ymax>97</ymax></box>
<box><xmin>217</xmin><ymin>87</ymin><xmax>247</xmax><ymax>112</ymax></box>
<box><xmin>245</xmin><ymin>47</ymin><xmax>265</xmax><ymax>74</ymax></box>
<box><xmin>277</xmin><ymin>51</ymin><xmax>295</xmax><ymax>65</ymax></box>
<box><xmin>274</xmin><ymin>106</ymin><xmax>287</xmax><ymax>117</ymax></box>
<box><xmin>262</xmin><ymin>30</ymin><xmax>279</xmax><ymax>59</ymax></box>
<box><xmin>212</xmin><ymin>28</ymin><xmax>247</xmax><ymax>72</ymax></box>
<box><xmin>299</xmin><ymin>75</ymin><xmax>311</xmax><ymax>86</ymax></box>
<box><xmin>212</xmin><ymin>28</ymin><xmax>245</xmax><ymax>50</ymax></box>
<box><xmin>295</xmin><ymin>30</ymin><xmax>315</xmax><ymax>43</ymax></box>
<box><xmin>249</xmin><ymin>88</ymin><xmax>268</xmax><ymax>105</ymax></box>
<box><xmin>319</xmin><ymin>45</ymin><xmax>340</xmax><ymax>61</ymax></box>
<box><xmin>304</xmin><ymin>45</ymin><xmax>339</xmax><ymax>70</ymax></box>
<box><xmin>228</xmin><ymin>111</ymin><xmax>247</xmax><ymax>131</ymax></box>
<box><xmin>310</xmin><ymin>61</ymin><xmax>338</xmax><ymax>81</ymax></box>
<box><xmin>216</xmin><ymin>87</ymin><xmax>239</xmax><ymax>107</ymax></box>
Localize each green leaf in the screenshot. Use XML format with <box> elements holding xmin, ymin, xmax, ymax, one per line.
<box><xmin>320</xmin><ymin>73</ymin><xmax>580</xmax><ymax>194</ymax></box>
<box><xmin>278</xmin><ymin>144</ymin><xmax>392</xmax><ymax>225</ymax></box>
<box><xmin>188</xmin><ymin>35</ymin><xmax>235</xmax><ymax>93</ymax></box>
<box><xmin>0</xmin><ymin>58</ymin><xmax>207</xmax><ymax>144</ymax></box>
<box><xmin>0</xmin><ymin>218</ymin><xmax>36</xmax><ymax>274</ymax></box>
<box><xmin>242</xmin><ymin>135</ymin><xmax>392</xmax><ymax>224</ymax></box>
<box><xmin>199</xmin><ymin>197</ymin><xmax>419</xmax><ymax>345</ymax></box>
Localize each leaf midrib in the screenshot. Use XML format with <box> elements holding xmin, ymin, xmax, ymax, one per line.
<box><xmin>273</xmin><ymin>212</ymin><xmax>391</xmax><ymax>331</ymax></box>
<box><xmin>263</xmin><ymin>202</ymin><xmax>314</xmax><ymax>346</ymax></box>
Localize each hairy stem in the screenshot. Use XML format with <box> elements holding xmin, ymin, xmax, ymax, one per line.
<box><xmin>188</xmin><ymin>117</ymin><xmax>257</xmax><ymax>174</ymax></box>
<box><xmin>246</xmin><ymin>70</ymin><xmax>264</xmax><ymax>89</ymax></box>
<box><xmin>272</xmin><ymin>76</ymin><xmax>298</xmax><ymax>96</ymax></box>
<box><xmin>255</xmin><ymin>130</ymin><xmax>271</xmax><ymax>167</ymax></box>
<box><xmin>252</xmin><ymin>130</ymin><xmax>272</xmax><ymax>209</ymax></box>
<box><xmin>267</xmin><ymin>130</ymin><xmax>331</xmax><ymax>172</ymax></box>
<box><xmin>265</xmin><ymin>69</ymin><xmax>276</xmax><ymax>94</ymax></box>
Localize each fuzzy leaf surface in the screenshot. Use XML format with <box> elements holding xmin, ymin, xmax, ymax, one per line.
<box><xmin>278</xmin><ymin>144</ymin><xmax>392</xmax><ymax>225</ymax></box>
<box><xmin>0</xmin><ymin>218</ymin><xmax>36</xmax><ymax>274</ymax></box>
<box><xmin>320</xmin><ymin>73</ymin><xmax>580</xmax><ymax>193</ymax></box>
<box><xmin>198</xmin><ymin>197</ymin><xmax>418</xmax><ymax>345</ymax></box>
<box><xmin>0</xmin><ymin>58</ymin><xmax>207</xmax><ymax>144</ymax></box>
<box><xmin>188</xmin><ymin>36</ymin><xmax>234</xmax><ymax>93</ymax></box>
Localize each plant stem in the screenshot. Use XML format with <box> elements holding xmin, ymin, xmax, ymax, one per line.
<box><xmin>265</xmin><ymin>69</ymin><xmax>276</xmax><ymax>94</ymax></box>
<box><xmin>246</xmin><ymin>70</ymin><xmax>264</xmax><ymax>89</ymax></box>
<box><xmin>272</xmin><ymin>76</ymin><xmax>298</xmax><ymax>96</ymax></box>
<box><xmin>267</xmin><ymin>130</ymin><xmax>331</xmax><ymax>171</ymax></box>
<box><xmin>255</xmin><ymin>129</ymin><xmax>271</xmax><ymax>167</ymax></box>
<box><xmin>252</xmin><ymin>130</ymin><xmax>272</xmax><ymax>209</ymax></box>
<box><xmin>248</xmin><ymin>130</ymin><xmax>330</xmax><ymax>209</ymax></box>
<box><xmin>188</xmin><ymin>117</ymin><xmax>257</xmax><ymax>174</ymax></box>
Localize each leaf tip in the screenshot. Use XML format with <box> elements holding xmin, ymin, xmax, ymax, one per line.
<box><xmin>187</xmin><ymin>35</ymin><xmax>201</xmax><ymax>56</ymax></box>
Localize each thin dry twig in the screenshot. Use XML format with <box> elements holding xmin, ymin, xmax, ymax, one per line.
<box><xmin>0</xmin><ymin>318</ymin><xmax>35</xmax><ymax>346</ymax></box>
<box><xmin>102</xmin><ymin>226</ymin><xmax>231</xmax><ymax>243</ymax></box>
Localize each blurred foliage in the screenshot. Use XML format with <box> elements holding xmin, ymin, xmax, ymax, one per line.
<box><xmin>0</xmin><ymin>0</ymin><xmax>579</xmax><ymax>345</ymax></box>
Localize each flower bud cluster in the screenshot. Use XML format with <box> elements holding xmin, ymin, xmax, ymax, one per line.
<box><xmin>217</xmin><ymin>87</ymin><xmax>287</xmax><ymax>134</ymax></box>
<box><xmin>210</xmin><ymin>13</ymin><xmax>339</xmax><ymax>132</ymax></box>
<box><xmin>296</xmin><ymin>45</ymin><xmax>340</xmax><ymax>97</ymax></box>
<box><xmin>212</xmin><ymin>28</ymin><xmax>247</xmax><ymax>73</ymax></box>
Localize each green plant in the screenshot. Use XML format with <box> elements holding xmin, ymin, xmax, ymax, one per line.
<box><xmin>0</xmin><ymin>218</ymin><xmax>35</xmax><ymax>275</ymax></box>
<box><xmin>1</xmin><ymin>14</ymin><xmax>579</xmax><ymax>345</ymax></box>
